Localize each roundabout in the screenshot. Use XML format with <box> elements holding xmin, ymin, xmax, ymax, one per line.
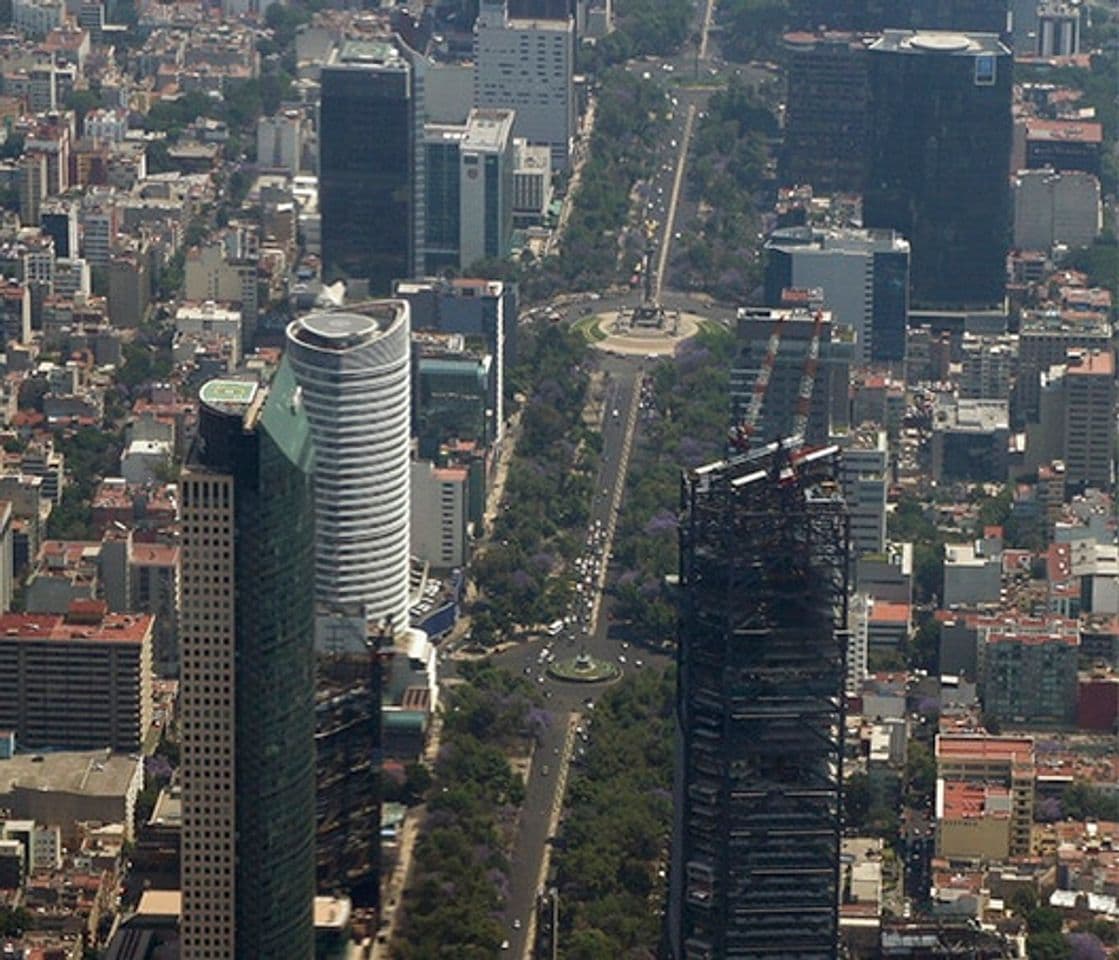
<box><xmin>547</xmin><ymin>650</ymin><xmax>621</xmax><ymax>684</ymax></box>
<box><xmin>579</xmin><ymin>306</ymin><xmax>702</xmax><ymax>357</ymax></box>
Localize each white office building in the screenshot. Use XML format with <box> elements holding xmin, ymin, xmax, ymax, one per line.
<box><xmin>474</xmin><ymin>0</ymin><xmax>575</xmax><ymax>171</ymax></box>
<box><xmin>837</xmin><ymin>426</ymin><xmax>889</xmax><ymax>559</ymax></box>
<box><xmin>764</xmin><ymin>226</ymin><xmax>910</xmax><ymax>365</ymax></box>
<box><xmin>286</xmin><ymin>305</ymin><xmax>412</xmax><ymax>630</ymax></box>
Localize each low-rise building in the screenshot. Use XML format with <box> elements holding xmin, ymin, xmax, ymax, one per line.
<box><xmin>935</xmin><ymin>780</ymin><xmax>1012</xmax><ymax>861</ymax></box>
<box><xmin>931</xmin><ymin>398</ymin><xmax>1009</xmax><ymax>484</ymax></box>
<box><xmin>0</xmin><ymin>749</ymin><xmax>143</xmax><ymax>843</ymax></box>
<box><xmin>935</xmin><ymin>735</ymin><xmax>1035</xmax><ymax>856</ymax></box>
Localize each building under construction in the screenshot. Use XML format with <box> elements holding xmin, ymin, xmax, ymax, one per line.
<box><xmin>668</xmin><ymin>441</ymin><xmax>849</xmax><ymax>960</ymax></box>
<box><xmin>729</xmin><ymin>306</ymin><xmax>852</xmax><ymax>449</ymax></box>
<box><xmin>315</xmin><ymin>649</ymin><xmax>383</xmax><ymax>913</ymax></box>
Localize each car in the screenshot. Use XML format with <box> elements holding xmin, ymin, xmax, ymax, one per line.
<box><xmin>541</xmin><ymin>765</ymin><xmax>550</xmax><ymax>776</ymax></box>
<box><xmin>502</xmin><ymin>940</ymin><xmax>510</xmax><ymax>950</ymax></box>
<box><xmin>635</xmin><ymin>659</ymin><xmax>644</xmax><ymax>668</ymax></box>
<box><xmin>513</xmin><ymin>919</ymin><xmax>522</xmax><ymax>930</ymax></box>
<box><xmin>618</xmin><ymin>654</ymin><xmax>627</xmax><ymax>664</ymax></box>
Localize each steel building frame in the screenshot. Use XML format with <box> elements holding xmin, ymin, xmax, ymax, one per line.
<box><xmin>673</xmin><ymin>441</ymin><xmax>849</xmax><ymax>960</ymax></box>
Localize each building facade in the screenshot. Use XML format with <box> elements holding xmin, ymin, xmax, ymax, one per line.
<box><xmin>474</xmin><ymin>0</ymin><xmax>574</xmax><ymax>171</ymax></box>
<box><xmin>982</xmin><ymin>618</ymin><xmax>1079</xmax><ymax>725</ymax></box>
<box><xmin>286</xmin><ymin>306</ymin><xmax>412</xmax><ymax>630</ymax></box>
<box><xmin>179</xmin><ymin>366</ymin><xmax>316</xmax><ymax>960</ymax></box>
<box><xmin>780</xmin><ymin>31</ymin><xmax>869</xmax><ymax>193</ymax></box>
<box><xmin>864</xmin><ymin>31</ymin><xmax>1012</xmax><ymax>309</ymax></box>
<box><xmin>0</xmin><ymin>605</ymin><xmax>152</xmax><ymax>752</ymax></box>
<box><xmin>764</xmin><ymin>226</ymin><xmax>910</xmax><ymax>364</ymax></box>
<box><xmin>729</xmin><ymin>307</ymin><xmax>852</xmax><ymax>446</ymax></box>
<box><xmin>421</xmin><ymin>109</ymin><xmax>516</xmax><ymax>272</ymax></box>
<box><xmin>320</xmin><ymin>41</ymin><xmax>417</xmax><ymax>293</ymax></box>
<box><xmin>670</xmin><ymin>443</ymin><xmax>848</xmax><ymax>959</ymax></box>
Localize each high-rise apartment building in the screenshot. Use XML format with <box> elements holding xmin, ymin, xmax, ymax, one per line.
<box><xmin>959</xmin><ymin>332</ymin><xmax>1017</xmax><ymax>400</ymax></box>
<box><xmin>179</xmin><ymin>366</ymin><xmax>316</xmax><ymax>960</ymax></box>
<box><xmin>864</xmin><ymin>30</ymin><xmax>1012</xmax><ymax>309</ymax></box>
<box><xmin>320</xmin><ymin>41</ymin><xmax>417</xmax><ymax>294</ymax></box>
<box><xmin>286</xmin><ymin>305</ymin><xmax>412</xmax><ymax>630</ymax></box>
<box><xmin>0</xmin><ymin>604</ymin><xmax>152</xmax><ymax>752</ymax></box>
<box><xmin>982</xmin><ymin>616</ymin><xmax>1079</xmax><ymax>725</ymax></box>
<box><xmin>837</xmin><ymin>425</ymin><xmax>889</xmax><ymax>559</ymax></box>
<box><xmin>1058</xmin><ymin>349</ymin><xmax>1115</xmax><ymax>492</ymax></box>
<box><xmin>1016</xmin><ymin>308</ymin><xmax>1112</xmax><ymax>422</ymax></box>
<box><xmin>474</xmin><ymin>0</ymin><xmax>574</xmax><ymax>171</ymax></box>
<box><xmin>670</xmin><ymin>442</ymin><xmax>848</xmax><ymax>959</ymax></box>
<box><xmin>780</xmin><ymin>31</ymin><xmax>870</xmax><ymax>194</ymax></box>
<box><xmin>729</xmin><ymin>306</ymin><xmax>852</xmax><ymax>446</ymax></box>
<box><xmin>764</xmin><ymin>226</ymin><xmax>910</xmax><ymax>364</ymax></box>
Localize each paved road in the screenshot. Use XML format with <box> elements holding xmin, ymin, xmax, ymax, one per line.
<box><xmin>439</xmin><ymin>355</ymin><xmax>678</xmax><ymax>958</ymax></box>
<box><xmin>420</xmin><ymin>23</ymin><xmax>785</xmax><ymax>960</ymax></box>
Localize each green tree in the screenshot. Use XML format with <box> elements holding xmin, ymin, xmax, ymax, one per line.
<box><xmin>1026</xmin><ymin>931</ymin><xmax>1070</xmax><ymax>960</ymax></box>
<box><xmin>1029</xmin><ymin>907</ymin><xmax>1065</xmax><ymax>935</ymax></box>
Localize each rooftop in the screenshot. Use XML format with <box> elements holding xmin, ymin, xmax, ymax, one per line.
<box><xmin>870</xmin><ymin>601</ymin><xmax>911</xmax><ymax>624</ymax></box>
<box><xmin>0</xmin><ymin>608</ymin><xmax>153</xmax><ymax>645</ymax></box>
<box><xmin>940</xmin><ymin>780</ymin><xmax>1011</xmax><ymax>820</ymax></box>
<box><xmin>198</xmin><ymin>378</ymin><xmax>258</xmax><ymax>414</ymax></box>
<box><xmin>0</xmin><ymin>750</ymin><xmax>140</xmax><ymax>798</ymax></box>
<box><xmin>288</xmin><ymin>305</ymin><xmax>406</xmax><ymax>352</ymax></box>
<box><xmin>870</xmin><ymin>29</ymin><xmax>1009</xmax><ymax>56</ymax></box>
<box><xmin>463</xmin><ymin>108</ymin><xmax>515</xmax><ymax>151</ymax></box>
<box><xmin>1025</xmin><ymin>118</ymin><xmax>1103</xmax><ymax>144</ymax></box>
<box><xmin>1065</xmin><ymin>349</ymin><xmax>1114</xmax><ymax>377</ymax></box>
<box><xmin>936</xmin><ymin>735</ymin><xmax>1034</xmax><ymax>764</ymax></box>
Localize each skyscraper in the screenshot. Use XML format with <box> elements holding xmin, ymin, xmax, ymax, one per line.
<box><xmin>320</xmin><ymin>41</ymin><xmax>417</xmax><ymax>294</ymax></box>
<box><xmin>670</xmin><ymin>442</ymin><xmax>849</xmax><ymax>959</ymax></box>
<box><xmin>780</xmin><ymin>31</ymin><xmax>870</xmax><ymax>194</ymax></box>
<box><xmin>286</xmin><ymin>305</ymin><xmax>412</xmax><ymax>629</ymax></box>
<box><xmin>864</xmin><ymin>30</ymin><xmax>1012</xmax><ymax>309</ymax></box>
<box><xmin>179</xmin><ymin>362</ymin><xmax>316</xmax><ymax>960</ymax></box>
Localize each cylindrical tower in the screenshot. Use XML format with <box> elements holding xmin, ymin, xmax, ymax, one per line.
<box><xmin>286</xmin><ymin>303</ymin><xmax>411</xmax><ymax>628</ymax></box>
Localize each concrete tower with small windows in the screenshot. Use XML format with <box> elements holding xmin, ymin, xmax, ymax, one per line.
<box><xmin>179</xmin><ymin>361</ymin><xmax>316</xmax><ymax>960</ymax></box>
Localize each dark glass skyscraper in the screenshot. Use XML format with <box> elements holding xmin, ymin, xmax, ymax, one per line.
<box><xmin>320</xmin><ymin>41</ymin><xmax>415</xmax><ymax>294</ymax></box>
<box><xmin>180</xmin><ymin>360</ymin><xmax>316</xmax><ymax>960</ymax></box>
<box><xmin>864</xmin><ymin>30</ymin><xmax>1012</xmax><ymax>309</ymax></box>
<box><xmin>669</xmin><ymin>442</ymin><xmax>849</xmax><ymax>960</ymax></box>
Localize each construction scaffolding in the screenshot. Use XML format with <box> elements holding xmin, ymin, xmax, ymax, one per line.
<box><xmin>314</xmin><ymin>648</ymin><xmax>383</xmax><ymax>912</ymax></box>
<box><xmin>670</xmin><ymin>440</ymin><xmax>849</xmax><ymax>960</ymax></box>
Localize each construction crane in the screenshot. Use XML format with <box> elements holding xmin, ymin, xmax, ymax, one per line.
<box><xmin>790</xmin><ymin>309</ymin><xmax>826</xmax><ymax>440</ymax></box>
<box><xmin>728</xmin><ymin>309</ymin><xmax>825</xmax><ymax>455</ymax></box>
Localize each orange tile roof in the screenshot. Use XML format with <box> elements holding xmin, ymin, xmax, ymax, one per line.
<box><xmin>0</xmin><ymin>610</ymin><xmax>153</xmax><ymax>644</ymax></box>
<box><xmin>870</xmin><ymin>601</ymin><xmax>910</xmax><ymax>624</ymax></box>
